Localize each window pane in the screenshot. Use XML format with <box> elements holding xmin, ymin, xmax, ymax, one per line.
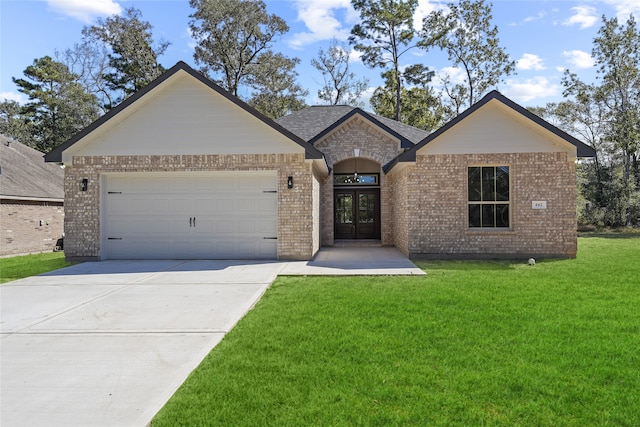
<box><xmin>482</xmin><ymin>204</ymin><xmax>495</xmax><ymax>227</ymax></box>
<box><xmin>496</xmin><ymin>204</ymin><xmax>510</xmax><ymax>227</ymax></box>
<box><xmin>496</xmin><ymin>166</ymin><xmax>509</xmax><ymax>201</ymax></box>
<box><xmin>357</xmin><ymin>175</ymin><xmax>378</xmax><ymax>185</ymax></box>
<box><xmin>482</xmin><ymin>167</ymin><xmax>495</xmax><ymax>201</ymax></box>
<box><xmin>336</xmin><ymin>194</ymin><xmax>353</xmax><ymax>224</ymax></box>
<box><xmin>468</xmin><ymin>167</ymin><xmax>481</xmax><ymax>201</ymax></box>
<box><xmin>359</xmin><ymin>194</ymin><xmax>374</xmax><ymax>224</ymax></box>
<box><xmin>468</xmin><ymin>204</ymin><xmax>481</xmax><ymax>227</ymax></box>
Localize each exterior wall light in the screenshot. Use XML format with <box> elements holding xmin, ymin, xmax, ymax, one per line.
<box><xmin>287</xmin><ymin>176</ymin><xmax>293</xmax><ymax>189</ymax></box>
<box><xmin>80</xmin><ymin>178</ymin><xmax>88</xmax><ymax>192</ymax></box>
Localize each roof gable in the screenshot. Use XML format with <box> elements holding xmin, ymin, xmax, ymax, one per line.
<box><xmin>45</xmin><ymin>62</ymin><xmax>324</xmax><ymax>164</ymax></box>
<box><xmin>0</xmin><ymin>136</ymin><xmax>64</xmax><ymax>200</ymax></box>
<box><xmin>385</xmin><ymin>90</ymin><xmax>596</xmax><ymax>172</ymax></box>
<box><xmin>276</xmin><ymin>105</ymin><xmax>429</xmax><ymax>147</ymax></box>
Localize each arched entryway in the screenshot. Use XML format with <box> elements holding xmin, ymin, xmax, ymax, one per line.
<box><xmin>333</xmin><ymin>157</ymin><xmax>381</xmax><ymax>240</ymax></box>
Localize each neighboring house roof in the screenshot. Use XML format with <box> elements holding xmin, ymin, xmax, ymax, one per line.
<box><xmin>45</xmin><ymin>61</ymin><xmax>325</xmax><ymax>163</ymax></box>
<box><xmin>0</xmin><ymin>136</ymin><xmax>64</xmax><ymax>201</ymax></box>
<box><xmin>384</xmin><ymin>90</ymin><xmax>597</xmax><ymax>172</ymax></box>
<box><xmin>276</xmin><ymin>105</ymin><xmax>430</xmax><ymax>148</ymax></box>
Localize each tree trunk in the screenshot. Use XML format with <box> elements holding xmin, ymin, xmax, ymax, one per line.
<box><xmin>625</xmin><ymin>150</ymin><xmax>633</xmax><ymax>226</ymax></box>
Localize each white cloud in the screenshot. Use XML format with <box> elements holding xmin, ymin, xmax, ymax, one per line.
<box><xmin>562</xmin><ymin>6</ymin><xmax>598</xmax><ymax>29</ymax></box>
<box><xmin>359</xmin><ymin>86</ymin><xmax>376</xmax><ymax>111</ymax></box>
<box><xmin>563</xmin><ymin>50</ymin><xmax>594</xmax><ymax>69</ymax></box>
<box><xmin>413</xmin><ymin>0</ymin><xmax>447</xmax><ymax>32</ymax></box>
<box><xmin>289</xmin><ymin>0</ymin><xmax>354</xmax><ymax>49</ymax></box>
<box><xmin>504</xmin><ymin>77</ymin><xmax>560</xmax><ymax>103</ymax></box>
<box><xmin>517</xmin><ymin>53</ymin><xmax>546</xmax><ymax>71</ymax></box>
<box><xmin>524</xmin><ymin>11</ymin><xmax>547</xmax><ymax>23</ymax></box>
<box><xmin>0</xmin><ymin>92</ymin><xmax>27</xmax><ymax>104</ymax></box>
<box><xmin>438</xmin><ymin>66</ymin><xmax>466</xmax><ymax>85</ymax></box>
<box><xmin>603</xmin><ymin>0</ymin><xmax>640</xmax><ymax>20</ymax></box>
<box><xmin>185</xmin><ymin>27</ymin><xmax>197</xmax><ymax>51</ymax></box>
<box><xmin>348</xmin><ymin>49</ymin><xmax>362</xmax><ymax>63</ymax></box>
<box><xmin>47</xmin><ymin>0</ymin><xmax>122</xmax><ymax>23</ymax></box>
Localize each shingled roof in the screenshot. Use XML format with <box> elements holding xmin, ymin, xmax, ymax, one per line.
<box><xmin>276</xmin><ymin>105</ymin><xmax>430</xmax><ymax>147</ymax></box>
<box><xmin>0</xmin><ymin>136</ymin><xmax>64</xmax><ymax>201</ymax></box>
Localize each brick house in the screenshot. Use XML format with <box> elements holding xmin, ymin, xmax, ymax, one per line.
<box><xmin>1</xmin><ymin>136</ymin><xmax>65</xmax><ymax>256</ymax></box>
<box><xmin>45</xmin><ymin>62</ymin><xmax>595</xmax><ymax>261</ymax></box>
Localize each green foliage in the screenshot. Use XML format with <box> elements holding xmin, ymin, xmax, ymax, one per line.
<box><xmin>82</xmin><ymin>7</ymin><xmax>169</xmax><ymax>108</ymax></box>
<box><xmin>246</xmin><ymin>52</ymin><xmax>308</xmax><ymax>118</ymax></box>
<box><xmin>420</xmin><ymin>0</ymin><xmax>515</xmax><ymax>115</ymax></box>
<box><xmin>311</xmin><ymin>38</ymin><xmax>369</xmax><ymax>107</ymax></box>
<box><xmin>349</xmin><ymin>0</ymin><xmax>432</xmax><ymax>121</ymax></box>
<box><xmin>152</xmin><ymin>237</ymin><xmax>640</xmax><ymax>426</ymax></box>
<box><xmin>546</xmin><ymin>15</ymin><xmax>640</xmax><ymax>228</ymax></box>
<box><xmin>2</xmin><ymin>7</ymin><xmax>166</xmax><ymax>150</ymax></box>
<box><xmin>0</xmin><ymin>100</ymin><xmax>34</xmax><ymax>146</ymax></box>
<box><xmin>0</xmin><ymin>252</ymin><xmax>72</xmax><ymax>284</ymax></box>
<box><xmin>10</xmin><ymin>56</ymin><xmax>99</xmax><ymax>153</ymax></box>
<box><xmin>189</xmin><ymin>0</ymin><xmax>291</xmax><ymax>97</ymax></box>
<box><xmin>371</xmin><ymin>70</ymin><xmax>446</xmax><ymax>131</ymax></box>
<box><xmin>592</xmin><ymin>15</ymin><xmax>640</xmax><ymax>226</ymax></box>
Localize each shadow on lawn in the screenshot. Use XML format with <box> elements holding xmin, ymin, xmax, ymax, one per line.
<box><xmin>578</xmin><ymin>232</ymin><xmax>640</xmax><ymax>239</ymax></box>
<box><xmin>415</xmin><ymin>258</ymin><xmax>567</xmax><ymax>272</ymax></box>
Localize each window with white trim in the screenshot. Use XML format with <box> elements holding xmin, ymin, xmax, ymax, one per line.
<box><xmin>468</xmin><ymin>166</ymin><xmax>510</xmax><ymax>228</ymax></box>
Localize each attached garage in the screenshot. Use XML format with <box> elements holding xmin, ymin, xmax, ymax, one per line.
<box><xmin>102</xmin><ymin>172</ymin><xmax>278</xmax><ymax>260</ymax></box>
<box><xmin>44</xmin><ymin>62</ymin><xmax>328</xmax><ymax>261</ymax></box>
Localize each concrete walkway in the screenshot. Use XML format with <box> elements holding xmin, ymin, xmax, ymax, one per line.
<box><xmin>281</xmin><ymin>247</ymin><xmax>425</xmax><ymax>275</ymax></box>
<box><xmin>0</xmin><ymin>248</ymin><xmax>423</xmax><ymax>427</ymax></box>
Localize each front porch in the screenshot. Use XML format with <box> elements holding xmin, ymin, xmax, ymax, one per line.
<box><xmin>280</xmin><ymin>246</ymin><xmax>424</xmax><ymax>275</ymax></box>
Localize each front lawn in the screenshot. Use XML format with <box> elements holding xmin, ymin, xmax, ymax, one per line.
<box><xmin>152</xmin><ymin>237</ymin><xmax>640</xmax><ymax>426</ymax></box>
<box><xmin>0</xmin><ymin>252</ymin><xmax>73</xmax><ymax>283</ymax></box>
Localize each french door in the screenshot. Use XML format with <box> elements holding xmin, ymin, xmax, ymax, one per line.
<box><xmin>334</xmin><ymin>189</ymin><xmax>380</xmax><ymax>239</ymax></box>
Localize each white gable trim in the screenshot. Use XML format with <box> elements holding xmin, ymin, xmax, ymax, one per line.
<box><xmin>61</xmin><ymin>70</ymin><xmax>307</xmax><ymax>164</ymax></box>
<box><xmin>416</xmin><ymin>99</ymin><xmax>578</xmax><ymax>160</ymax></box>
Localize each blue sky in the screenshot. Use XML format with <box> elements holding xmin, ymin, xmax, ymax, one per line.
<box><xmin>1</xmin><ymin>0</ymin><xmax>638</xmax><ymax>110</ymax></box>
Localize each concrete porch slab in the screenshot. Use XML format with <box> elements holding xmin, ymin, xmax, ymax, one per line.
<box><xmin>280</xmin><ymin>247</ymin><xmax>425</xmax><ymax>275</ymax></box>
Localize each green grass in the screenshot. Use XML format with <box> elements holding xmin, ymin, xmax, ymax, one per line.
<box><xmin>0</xmin><ymin>252</ymin><xmax>73</xmax><ymax>283</ymax></box>
<box><xmin>152</xmin><ymin>237</ymin><xmax>640</xmax><ymax>426</ymax></box>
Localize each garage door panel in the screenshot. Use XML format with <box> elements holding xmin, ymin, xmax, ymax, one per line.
<box><xmin>215</xmin><ymin>220</ymin><xmax>234</xmax><ymax>233</ymax></box>
<box><xmin>104</xmin><ymin>173</ymin><xmax>278</xmax><ymax>260</ymax></box>
<box><xmin>216</xmin><ymin>198</ymin><xmax>234</xmax><ymax>212</ymax></box>
<box><xmin>152</xmin><ymin>199</ymin><xmax>170</xmax><ymax>211</ymax></box>
<box><xmin>194</xmin><ymin>198</ymin><xmax>215</xmax><ymax>210</ymax></box>
<box><xmin>237</xmin><ymin>198</ymin><xmax>255</xmax><ymax>211</ymax></box>
<box><xmin>259</xmin><ymin>197</ymin><xmax>277</xmax><ymax>211</ymax></box>
<box><xmin>257</xmin><ymin>220</ymin><xmax>277</xmax><ymax>234</ymax></box>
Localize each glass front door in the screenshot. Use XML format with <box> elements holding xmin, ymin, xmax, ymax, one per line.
<box><xmin>334</xmin><ymin>189</ymin><xmax>380</xmax><ymax>239</ymax></box>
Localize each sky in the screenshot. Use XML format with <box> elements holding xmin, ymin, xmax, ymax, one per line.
<box><xmin>1</xmin><ymin>0</ymin><xmax>639</xmax><ymax>111</ymax></box>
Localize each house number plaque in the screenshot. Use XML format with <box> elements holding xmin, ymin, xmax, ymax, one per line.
<box><xmin>532</xmin><ymin>201</ymin><xmax>547</xmax><ymax>209</ymax></box>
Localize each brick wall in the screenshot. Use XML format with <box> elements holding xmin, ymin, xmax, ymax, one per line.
<box><xmin>403</xmin><ymin>152</ymin><xmax>577</xmax><ymax>258</ymax></box>
<box><xmin>388</xmin><ymin>166</ymin><xmax>410</xmax><ymax>255</ymax></box>
<box><xmin>1</xmin><ymin>200</ymin><xmax>64</xmax><ymax>256</ymax></box>
<box><xmin>315</xmin><ymin>116</ymin><xmax>405</xmax><ymax>245</ymax></box>
<box><xmin>64</xmin><ymin>154</ymin><xmax>317</xmax><ymax>261</ymax></box>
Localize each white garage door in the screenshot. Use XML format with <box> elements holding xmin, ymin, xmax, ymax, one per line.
<box><xmin>103</xmin><ymin>172</ymin><xmax>278</xmax><ymax>259</ymax></box>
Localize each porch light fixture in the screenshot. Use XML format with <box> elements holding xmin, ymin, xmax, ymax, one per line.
<box><xmin>287</xmin><ymin>176</ymin><xmax>293</xmax><ymax>189</ymax></box>
<box><xmin>353</xmin><ymin>148</ymin><xmax>360</xmax><ymax>178</ymax></box>
<box><xmin>80</xmin><ymin>178</ymin><xmax>88</xmax><ymax>192</ymax></box>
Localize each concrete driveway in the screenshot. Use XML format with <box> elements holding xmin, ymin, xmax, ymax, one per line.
<box><xmin>0</xmin><ymin>260</ymin><xmax>284</xmax><ymax>427</ymax></box>
<box><xmin>1</xmin><ymin>248</ymin><xmax>423</xmax><ymax>426</ymax></box>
